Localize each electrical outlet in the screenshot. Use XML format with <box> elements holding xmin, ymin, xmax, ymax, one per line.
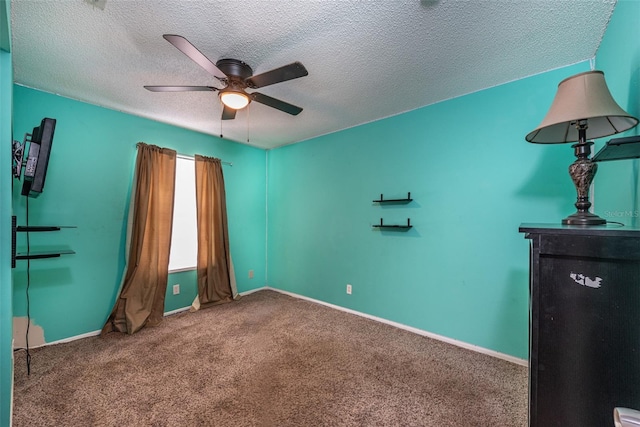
<box><xmin>249</xmin><ymin>270</ymin><xmax>254</xmax><ymax>279</ymax></box>
<box><xmin>173</xmin><ymin>284</ymin><xmax>180</xmax><ymax>295</ymax></box>
<box><xmin>346</xmin><ymin>284</ymin><xmax>352</xmax><ymax>295</ymax></box>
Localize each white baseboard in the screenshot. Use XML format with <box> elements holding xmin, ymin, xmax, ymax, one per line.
<box><xmin>24</xmin><ymin>288</ymin><xmax>267</xmax><ymax>349</ymax></box>
<box><xmin>42</xmin><ymin>329</ymin><xmax>102</xmax><ymax>347</ymax></box>
<box><xmin>163</xmin><ymin>306</ymin><xmax>191</xmax><ymax>317</ymax></box>
<box><xmin>52</xmin><ymin>306</ymin><xmax>192</xmax><ymax>345</ymax></box>
<box><xmin>17</xmin><ymin>286</ymin><xmax>527</xmax><ymax>367</ymax></box>
<box><xmin>266</xmin><ymin>286</ymin><xmax>528</xmax><ymax>367</ymax></box>
<box><xmin>238</xmin><ymin>286</ymin><xmax>267</xmax><ymax>296</ymax></box>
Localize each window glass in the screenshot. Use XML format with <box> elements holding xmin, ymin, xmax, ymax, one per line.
<box><xmin>168</xmin><ymin>156</ymin><xmax>197</xmax><ymax>272</ymax></box>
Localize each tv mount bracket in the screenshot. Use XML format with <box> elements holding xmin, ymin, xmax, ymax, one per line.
<box><xmin>12</xmin><ymin>132</ymin><xmax>33</xmax><ymax>179</ymax></box>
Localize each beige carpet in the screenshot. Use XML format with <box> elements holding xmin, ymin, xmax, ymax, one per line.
<box><xmin>13</xmin><ymin>289</ymin><xmax>527</xmax><ymax>426</ymax></box>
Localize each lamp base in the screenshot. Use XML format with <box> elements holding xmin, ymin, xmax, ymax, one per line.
<box><xmin>562</xmin><ymin>134</ymin><xmax>606</xmax><ymax>226</ymax></box>
<box><xmin>562</xmin><ymin>211</ymin><xmax>606</xmax><ymax>226</ymax></box>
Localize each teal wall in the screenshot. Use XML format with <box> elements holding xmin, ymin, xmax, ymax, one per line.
<box><xmin>594</xmin><ymin>0</ymin><xmax>640</xmax><ymax>225</ymax></box>
<box><xmin>11</xmin><ymin>86</ymin><xmax>267</xmax><ymax>343</ymax></box>
<box><xmin>267</xmin><ymin>61</ymin><xmax>592</xmax><ymax>359</ymax></box>
<box><xmin>3</xmin><ymin>2</ymin><xmax>635</xmax><ymax>420</ymax></box>
<box><xmin>0</xmin><ymin>0</ymin><xmax>13</xmax><ymax>423</ymax></box>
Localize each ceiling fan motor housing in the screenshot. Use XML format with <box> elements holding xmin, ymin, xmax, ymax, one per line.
<box><xmin>216</xmin><ymin>58</ymin><xmax>253</xmax><ymax>81</ymax></box>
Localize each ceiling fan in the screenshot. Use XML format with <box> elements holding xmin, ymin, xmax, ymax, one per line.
<box><xmin>144</xmin><ymin>34</ymin><xmax>309</xmax><ymax>120</ymax></box>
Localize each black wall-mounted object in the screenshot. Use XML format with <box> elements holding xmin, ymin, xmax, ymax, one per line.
<box><xmin>592</xmin><ymin>135</ymin><xmax>640</xmax><ymax>162</ymax></box>
<box><xmin>373</xmin><ymin>192</ymin><xmax>413</xmax><ymax>230</ymax></box>
<box><xmin>520</xmin><ymin>224</ymin><xmax>640</xmax><ymax>427</ymax></box>
<box><xmin>10</xmin><ymin>220</ymin><xmax>76</xmax><ymax>268</ymax></box>
<box><xmin>14</xmin><ymin>117</ymin><xmax>57</xmax><ymax>198</ymax></box>
<box><xmin>372</xmin><ymin>218</ymin><xmax>412</xmax><ymax>230</ymax></box>
<box><xmin>373</xmin><ymin>192</ymin><xmax>412</xmax><ymax>204</ymax></box>
<box><xmin>11</xmin><ymin>216</ymin><xmax>16</xmax><ymax>269</ymax></box>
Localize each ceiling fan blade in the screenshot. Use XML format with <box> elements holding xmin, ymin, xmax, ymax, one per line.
<box><xmin>246</xmin><ymin>62</ymin><xmax>308</xmax><ymax>89</ymax></box>
<box><xmin>250</xmin><ymin>92</ymin><xmax>303</xmax><ymax>115</ymax></box>
<box><xmin>221</xmin><ymin>105</ymin><xmax>237</xmax><ymax>120</ymax></box>
<box><xmin>163</xmin><ymin>34</ymin><xmax>227</xmax><ymax>80</ymax></box>
<box><xmin>144</xmin><ymin>86</ymin><xmax>218</xmax><ymax>92</ymax></box>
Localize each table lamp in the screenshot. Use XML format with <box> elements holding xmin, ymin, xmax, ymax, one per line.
<box><xmin>526</xmin><ymin>70</ymin><xmax>638</xmax><ymax>225</ymax></box>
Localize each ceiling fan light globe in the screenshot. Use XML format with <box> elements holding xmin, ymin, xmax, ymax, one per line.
<box><xmin>220</xmin><ymin>92</ymin><xmax>250</xmax><ymax>110</ymax></box>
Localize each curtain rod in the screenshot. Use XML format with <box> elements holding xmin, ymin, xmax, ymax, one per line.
<box><xmin>176</xmin><ymin>153</ymin><xmax>232</xmax><ymax>166</ymax></box>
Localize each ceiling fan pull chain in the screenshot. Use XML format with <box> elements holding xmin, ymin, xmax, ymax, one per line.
<box><xmin>247</xmin><ymin>104</ymin><xmax>251</xmax><ymax>144</ymax></box>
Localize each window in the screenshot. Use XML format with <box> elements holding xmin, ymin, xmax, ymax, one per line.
<box><xmin>168</xmin><ymin>156</ymin><xmax>197</xmax><ymax>272</ymax></box>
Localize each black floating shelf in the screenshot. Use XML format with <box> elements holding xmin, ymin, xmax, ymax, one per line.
<box><xmin>16</xmin><ymin>225</ymin><xmax>76</xmax><ymax>232</ymax></box>
<box><xmin>593</xmin><ymin>135</ymin><xmax>640</xmax><ymax>162</ymax></box>
<box><xmin>15</xmin><ymin>250</ymin><xmax>76</xmax><ymax>260</ymax></box>
<box><xmin>11</xmin><ymin>217</ymin><xmax>77</xmax><ymax>268</ymax></box>
<box><xmin>17</xmin><ymin>226</ymin><xmax>61</xmax><ymax>232</ymax></box>
<box><xmin>372</xmin><ymin>218</ymin><xmax>412</xmax><ymax>230</ymax></box>
<box><xmin>373</xmin><ymin>192</ymin><xmax>413</xmax><ymax>204</ymax></box>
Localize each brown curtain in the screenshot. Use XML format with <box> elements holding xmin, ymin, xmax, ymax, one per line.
<box><xmin>193</xmin><ymin>155</ymin><xmax>235</xmax><ymax>309</ymax></box>
<box><xmin>102</xmin><ymin>143</ymin><xmax>177</xmax><ymax>335</ymax></box>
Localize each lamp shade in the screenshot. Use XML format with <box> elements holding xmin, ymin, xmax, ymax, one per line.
<box><xmin>220</xmin><ymin>90</ymin><xmax>250</xmax><ymax>110</ymax></box>
<box><xmin>526</xmin><ymin>70</ymin><xmax>638</xmax><ymax>143</ymax></box>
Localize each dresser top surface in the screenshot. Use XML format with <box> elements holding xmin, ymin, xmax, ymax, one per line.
<box><xmin>520</xmin><ymin>223</ymin><xmax>640</xmax><ymax>238</ymax></box>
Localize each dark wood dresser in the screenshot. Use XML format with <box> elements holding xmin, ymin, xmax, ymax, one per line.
<box><xmin>520</xmin><ymin>224</ymin><xmax>640</xmax><ymax>427</ymax></box>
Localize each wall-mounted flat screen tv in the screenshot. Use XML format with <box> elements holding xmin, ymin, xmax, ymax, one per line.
<box><xmin>21</xmin><ymin>118</ymin><xmax>56</xmax><ymax>198</ymax></box>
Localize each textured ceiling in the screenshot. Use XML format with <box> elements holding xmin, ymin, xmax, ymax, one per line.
<box><xmin>11</xmin><ymin>0</ymin><xmax>616</xmax><ymax>149</ymax></box>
